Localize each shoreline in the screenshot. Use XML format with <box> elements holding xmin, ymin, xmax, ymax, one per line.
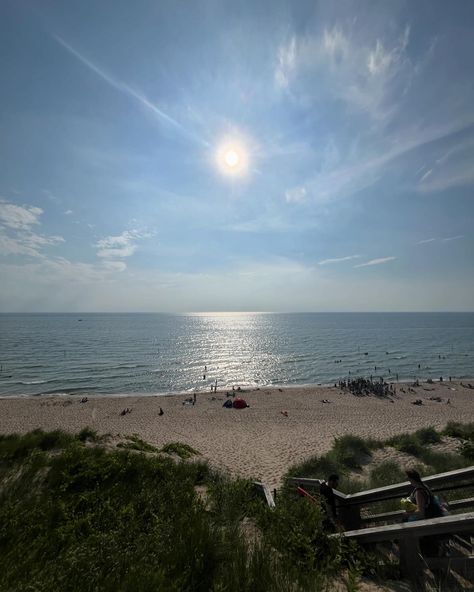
<box><xmin>1</xmin><ymin>376</ymin><xmax>472</xmax><ymax>400</ymax></box>
<box><xmin>1</xmin><ymin>381</ymin><xmax>473</xmax><ymax>489</ymax></box>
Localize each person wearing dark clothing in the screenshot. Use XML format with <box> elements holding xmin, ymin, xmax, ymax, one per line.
<box><xmin>405</xmin><ymin>469</ymin><xmax>445</xmax><ymax>556</ymax></box>
<box><xmin>319</xmin><ymin>474</ymin><xmax>339</xmax><ymax>531</ymax></box>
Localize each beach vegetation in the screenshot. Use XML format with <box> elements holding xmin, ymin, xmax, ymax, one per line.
<box><xmin>385</xmin><ymin>433</ymin><xmax>423</xmax><ymax>456</ymax></box>
<box><xmin>443</xmin><ymin>421</ymin><xmax>474</xmax><ymax>440</ymax></box>
<box><xmin>77</xmin><ymin>427</ymin><xmax>102</xmax><ymax>442</ymax></box>
<box><xmin>459</xmin><ymin>439</ymin><xmax>474</xmax><ymax>461</ymax></box>
<box><xmin>413</xmin><ymin>426</ymin><xmax>442</xmax><ymax>445</ymax></box>
<box><xmin>369</xmin><ymin>461</ymin><xmax>406</xmax><ymax>489</ymax></box>
<box><xmin>1</xmin><ymin>424</ymin><xmax>472</xmax><ymax>591</ymax></box>
<box><xmin>0</xmin><ymin>429</ymin><xmax>375</xmax><ymax>591</ymax></box>
<box><xmin>161</xmin><ymin>441</ymin><xmax>199</xmax><ymax>459</ymax></box>
<box><xmin>330</xmin><ymin>435</ymin><xmax>373</xmax><ymax>470</ymax></box>
<box><xmin>116</xmin><ymin>433</ymin><xmax>161</xmax><ymax>453</ymax></box>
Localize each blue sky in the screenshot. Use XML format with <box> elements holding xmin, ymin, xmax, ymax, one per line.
<box><xmin>0</xmin><ymin>0</ymin><xmax>473</xmax><ymax>312</ymax></box>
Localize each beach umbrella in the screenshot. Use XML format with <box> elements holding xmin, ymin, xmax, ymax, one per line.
<box><xmin>232</xmin><ymin>398</ymin><xmax>248</xmax><ymax>409</ymax></box>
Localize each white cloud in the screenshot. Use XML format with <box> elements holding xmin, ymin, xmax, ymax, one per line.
<box><xmin>275</xmin><ymin>24</ymin><xmax>412</xmax><ymax>122</ymax></box>
<box><xmin>0</xmin><ymin>201</ymin><xmax>43</xmax><ymax>230</ymax></box>
<box><xmin>354</xmin><ymin>256</ymin><xmax>396</xmax><ymax>268</ymax></box>
<box><xmin>418</xmin><ymin>135</ymin><xmax>474</xmax><ymax>193</ymax></box>
<box><xmin>416</xmin><ymin>238</ymin><xmax>436</xmax><ymax>245</ymax></box>
<box><xmin>285</xmin><ymin>186</ymin><xmax>307</xmax><ymax>203</ymax></box>
<box><xmin>64</xmin><ymin>209</ymin><xmax>73</xmax><ymax>215</ymax></box>
<box><xmin>95</xmin><ymin>229</ymin><xmax>152</xmax><ymax>270</ymax></box>
<box><xmin>275</xmin><ymin>36</ymin><xmax>297</xmax><ymax>88</ymax></box>
<box><xmin>54</xmin><ymin>36</ymin><xmax>209</xmax><ymax>148</ymax></box>
<box><xmin>318</xmin><ymin>255</ymin><xmax>360</xmax><ymax>265</ymax></box>
<box><xmin>0</xmin><ymin>200</ymin><xmax>65</xmax><ymax>259</ymax></box>
<box><xmin>419</xmin><ymin>169</ymin><xmax>433</xmax><ymax>182</ymax></box>
<box><xmin>102</xmin><ymin>260</ymin><xmax>127</xmax><ymax>272</ymax></box>
<box><xmin>1</xmin><ymin>255</ymin><xmax>473</xmax><ymax>312</ymax></box>
<box><xmin>442</xmin><ymin>235</ymin><xmax>464</xmax><ymax>242</ymax></box>
<box><xmin>367</xmin><ymin>40</ymin><xmax>392</xmax><ymax>75</ymax></box>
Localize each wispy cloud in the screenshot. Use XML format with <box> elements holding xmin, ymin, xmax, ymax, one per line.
<box><xmin>275</xmin><ymin>24</ymin><xmax>412</xmax><ymax>122</ymax></box>
<box><xmin>354</xmin><ymin>256</ymin><xmax>396</xmax><ymax>268</ymax></box>
<box><xmin>285</xmin><ymin>186</ymin><xmax>307</xmax><ymax>203</ymax></box>
<box><xmin>53</xmin><ymin>36</ymin><xmax>209</xmax><ymax>148</ymax></box>
<box><xmin>416</xmin><ymin>238</ymin><xmax>436</xmax><ymax>245</ymax></box>
<box><xmin>417</xmin><ymin>135</ymin><xmax>474</xmax><ymax>193</ymax></box>
<box><xmin>419</xmin><ymin>169</ymin><xmax>433</xmax><ymax>182</ymax></box>
<box><xmin>318</xmin><ymin>255</ymin><xmax>360</xmax><ymax>265</ymax></box>
<box><xmin>442</xmin><ymin>235</ymin><xmax>464</xmax><ymax>242</ymax></box>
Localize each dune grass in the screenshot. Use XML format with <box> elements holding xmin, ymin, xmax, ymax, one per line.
<box><xmin>0</xmin><ymin>429</ymin><xmax>364</xmax><ymax>592</ymax></box>
<box><xmin>285</xmin><ymin>423</ymin><xmax>472</xmax><ymax>495</ymax></box>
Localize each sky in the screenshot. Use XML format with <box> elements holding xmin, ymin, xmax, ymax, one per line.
<box><xmin>0</xmin><ymin>0</ymin><xmax>473</xmax><ymax>312</ymax></box>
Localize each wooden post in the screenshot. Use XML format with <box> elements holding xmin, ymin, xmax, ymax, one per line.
<box><xmin>398</xmin><ymin>536</ymin><xmax>424</xmax><ymax>585</ymax></box>
<box><xmin>338</xmin><ymin>501</ymin><xmax>361</xmax><ymax>530</ymax></box>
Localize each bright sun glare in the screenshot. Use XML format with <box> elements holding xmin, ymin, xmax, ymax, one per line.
<box><xmin>216</xmin><ymin>140</ymin><xmax>248</xmax><ymax>176</ymax></box>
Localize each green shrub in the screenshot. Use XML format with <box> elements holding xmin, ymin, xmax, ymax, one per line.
<box><xmin>418</xmin><ymin>449</ymin><xmax>469</xmax><ymax>473</ymax></box>
<box><xmin>330</xmin><ymin>435</ymin><xmax>372</xmax><ymax>470</ymax></box>
<box><xmin>459</xmin><ymin>438</ymin><xmax>474</xmax><ymax>461</ymax></box>
<box><xmin>414</xmin><ymin>426</ymin><xmax>441</xmax><ymax>445</ymax></box>
<box><xmin>77</xmin><ymin>427</ymin><xmax>99</xmax><ymax>442</ymax></box>
<box><xmin>117</xmin><ymin>434</ymin><xmax>160</xmax><ymax>453</ymax></box>
<box><xmin>443</xmin><ymin>421</ymin><xmax>474</xmax><ymax>440</ymax></box>
<box><xmin>369</xmin><ymin>461</ymin><xmax>406</xmax><ymax>489</ymax></box>
<box><xmin>386</xmin><ymin>433</ymin><xmax>422</xmax><ymax>456</ymax></box>
<box><xmin>285</xmin><ymin>454</ymin><xmax>341</xmax><ymax>481</ymax></box>
<box><xmin>161</xmin><ymin>442</ymin><xmax>199</xmax><ymax>459</ymax></box>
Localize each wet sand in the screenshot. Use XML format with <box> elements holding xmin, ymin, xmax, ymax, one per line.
<box><xmin>0</xmin><ymin>381</ymin><xmax>472</xmax><ymax>489</ymax></box>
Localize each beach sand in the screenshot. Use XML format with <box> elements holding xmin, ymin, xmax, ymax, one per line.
<box><xmin>1</xmin><ymin>381</ymin><xmax>472</xmax><ymax>489</ymax></box>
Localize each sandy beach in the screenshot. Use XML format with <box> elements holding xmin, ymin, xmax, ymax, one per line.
<box><xmin>1</xmin><ymin>381</ymin><xmax>473</xmax><ymax>489</ymax></box>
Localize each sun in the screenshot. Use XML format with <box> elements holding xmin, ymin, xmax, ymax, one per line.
<box><xmin>216</xmin><ymin>140</ymin><xmax>248</xmax><ymax>176</ymax></box>
<box><xmin>224</xmin><ymin>149</ymin><xmax>239</xmax><ymax>168</ymax></box>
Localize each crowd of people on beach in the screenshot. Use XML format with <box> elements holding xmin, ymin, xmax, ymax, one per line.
<box><xmin>336</xmin><ymin>377</ymin><xmax>395</xmax><ymax>398</ymax></box>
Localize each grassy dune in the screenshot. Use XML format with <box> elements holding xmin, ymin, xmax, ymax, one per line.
<box><xmin>1</xmin><ymin>423</ymin><xmax>473</xmax><ymax>591</ymax></box>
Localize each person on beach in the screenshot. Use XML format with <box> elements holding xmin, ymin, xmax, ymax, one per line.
<box><xmin>319</xmin><ymin>474</ymin><xmax>340</xmax><ymax>531</ymax></box>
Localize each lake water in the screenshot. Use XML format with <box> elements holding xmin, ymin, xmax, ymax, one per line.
<box><xmin>0</xmin><ymin>312</ymin><xmax>473</xmax><ymax>397</ymax></box>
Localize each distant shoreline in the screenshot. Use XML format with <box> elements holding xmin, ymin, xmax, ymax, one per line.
<box><xmin>0</xmin><ymin>376</ymin><xmax>473</xmax><ymax>399</ymax></box>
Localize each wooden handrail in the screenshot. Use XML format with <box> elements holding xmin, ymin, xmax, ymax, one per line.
<box><xmin>253</xmin><ymin>481</ymin><xmax>276</xmax><ymax>508</ymax></box>
<box><xmin>343</xmin><ymin>466</ymin><xmax>474</xmax><ymax>506</ymax></box>
<box><xmin>290</xmin><ymin>466</ymin><xmax>474</xmax><ymax>507</ymax></box>
<box><xmin>334</xmin><ymin>512</ymin><xmax>474</xmax><ymax>544</ymax></box>
<box><xmin>361</xmin><ymin>497</ymin><xmax>474</xmax><ymax>524</ymax></box>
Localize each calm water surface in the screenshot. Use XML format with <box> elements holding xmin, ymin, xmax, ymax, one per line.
<box><xmin>0</xmin><ymin>313</ymin><xmax>473</xmax><ymax>397</ymax></box>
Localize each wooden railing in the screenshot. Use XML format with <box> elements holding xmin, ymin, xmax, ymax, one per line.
<box><xmin>333</xmin><ymin>512</ymin><xmax>474</xmax><ymax>581</ymax></box>
<box><xmin>290</xmin><ymin>467</ymin><xmax>474</xmax><ymax>584</ymax></box>
<box><xmin>290</xmin><ymin>466</ymin><xmax>474</xmax><ymax>529</ymax></box>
